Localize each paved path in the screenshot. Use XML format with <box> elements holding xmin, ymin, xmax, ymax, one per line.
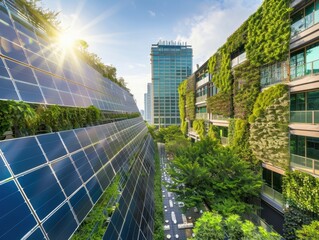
<box><xmin>158</xmin><ymin>143</ymin><xmax>187</xmax><ymax>240</ymax></box>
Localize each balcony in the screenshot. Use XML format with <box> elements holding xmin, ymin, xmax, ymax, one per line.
<box><xmin>290</xmin><ymin>59</ymin><xmax>319</xmax><ymax>80</ymax></box>
<box><xmin>209</xmin><ymin>114</ymin><xmax>229</xmax><ymax>127</ymax></box>
<box><xmin>221</xmin><ymin>136</ymin><xmax>228</xmax><ymax>145</ymax></box>
<box><xmin>260</xmin><ymin>61</ymin><xmax>288</xmax><ymax>88</ymax></box>
<box><xmin>291</xmin><ymin>154</ymin><xmax>319</xmax><ymax>175</ymax></box>
<box><xmin>195</xmin><ymin>95</ymin><xmax>207</xmax><ymax>104</ymax></box>
<box><xmin>261</xmin><ymin>185</ymin><xmax>284</xmax><ymax>207</ymax></box>
<box><xmin>291</xmin><ymin>9</ymin><xmax>319</xmax><ymax>38</ymax></box>
<box><xmin>231</xmin><ymin>52</ymin><xmax>247</xmax><ymax>68</ymax></box>
<box><xmin>195</xmin><ymin>112</ymin><xmax>208</xmax><ymax>120</ymax></box>
<box><xmin>290</xmin><ymin>110</ymin><xmax>319</xmax><ymax>124</ymax></box>
<box><xmin>196</xmin><ymin>75</ymin><xmax>209</xmax><ymax>88</ymax></box>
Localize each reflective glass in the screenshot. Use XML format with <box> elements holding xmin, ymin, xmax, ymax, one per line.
<box><xmin>0</xmin><ymin>181</ymin><xmax>37</xmax><ymax>239</ymax></box>
<box><xmin>18</xmin><ymin>166</ymin><xmax>65</xmax><ymax>220</ymax></box>
<box><xmin>70</xmin><ymin>187</ymin><xmax>92</xmax><ymax>222</ymax></box>
<box><xmin>0</xmin><ymin>77</ymin><xmax>19</xmax><ymax>100</ymax></box>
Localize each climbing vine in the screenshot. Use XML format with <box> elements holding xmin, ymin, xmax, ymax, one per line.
<box><xmin>233</xmin><ymin>61</ymin><xmax>260</xmax><ymax>119</ymax></box>
<box><xmin>193</xmin><ymin>119</ymin><xmax>205</xmax><ymax>140</ymax></box>
<box><xmin>178</xmin><ymin>80</ymin><xmax>188</xmax><ymax>134</ymax></box>
<box><xmin>283</xmin><ymin>171</ymin><xmax>319</xmax><ymax>239</ymax></box>
<box><xmin>186</xmin><ymin>75</ymin><xmax>196</xmax><ymax>120</ymax></box>
<box><xmin>246</xmin><ymin>0</ymin><xmax>291</xmax><ymax>66</ymax></box>
<box><xmin>207</xmin><ymin>92</ymin><xmax>232</xmax><ymax>117</ymax></box>
<box><xmin>249</xmin><ymin>85</ymin><xmax>289</xmax><ymax>168</ymax></box>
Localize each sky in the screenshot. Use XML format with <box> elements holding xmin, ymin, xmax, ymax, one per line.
<box><xmin>42</xmin><ymin>0</ymin><xmax>262</xmax><ymax>110</ymax></box>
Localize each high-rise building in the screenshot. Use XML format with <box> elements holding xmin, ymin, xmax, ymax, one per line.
<box><xmin>151</xmin><ymin>41</ymin><xmax>192</xmax><ymax>128</ymax></box>
<box><xmin>0</xmin><ymin>1</ymin><xmax>155</xmax><ymax>239</ymax></box>
<box><xmin>181</xmin><ymin>0</ymin><xmax>319</xmax><ymax>238</ymax></box>
<box><xmin>144</xmin><ymin>83</ymin><xmax>152</xmax><ymax>123</ymax></box>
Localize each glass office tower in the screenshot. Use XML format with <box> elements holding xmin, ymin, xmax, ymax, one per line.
<box><xmin>151</xmin><ymin>41</ymin><xmax>192</xmax><ymax>128</ymax></box>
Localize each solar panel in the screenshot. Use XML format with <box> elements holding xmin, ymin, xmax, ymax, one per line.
<box><xmin>0</xmin><ymin>137</ymin><xmax>47</xmax><ymax>174</ymax></box>
<box><xmin>37</xmin><ymin>133</ymin><xmax>67</xmax><ymax>161</ymax></box>
<box><xmin>69</xmin><ymin>187</ymin><xmax>92</xmax><ymax>223</ymax></box>
<box><xmin>51</xmin><ymin>157</ymin><xmax>82</xmax><ymax>197</ymax></box>
<box><xmin>0</xmin><ymin>180</ymin><xmax>37</xmax><ymax>239</ymax></box>
<box><xmin>18</xmin><ymin>166</ymin><xmax>65</xmax><ymax>220</ymax></box>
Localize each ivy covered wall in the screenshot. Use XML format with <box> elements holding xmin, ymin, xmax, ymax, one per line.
<box><xmin>283</xmin><ymin>171</ymin><xmax>319</xmax><ymax>239</ymax></box>
<box><xmin>249</xmin><ymin>84</ymin><xmax>289</xmax><ymax>169</ymax></box>
<box><xmin>186</xmin><ymin>75</ymin><xmax>196</xmax><ymax>121</ymax></box>
<box><xmin>193</xmin><ymin>119</ymin><xmax>205</xmax><ymax>140</ymax></box>
<box><xmin>246</xmin><ymin>0</ymin><xmax>291</xmax><ymax>66</ymax></box>
<box><xmin>178</xmin><ymin>80</ymin><xmax>188</xmax><ymax>135</ymax></box>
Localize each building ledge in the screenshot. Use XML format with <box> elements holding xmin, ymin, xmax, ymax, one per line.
<box><xmin>288</xmin><ymin>74</ymin><xmax>319</xmax><ymax>92</ymax></box>
<box><xmin>209</xmin><ymin>119</ymin><xmax>229</xmax><ymax>127</ymax></box>
<box><xmin>260</xmin><ymin>194</ymin><xmax>284</xmax><ymax>214</ymax></box>
<box><xmin>289</xmin><ymin>123</ymin><xmax>319</xmax><ymax>137</ymax></box>
<box><xmin>290</xmin><ymin>23</ymin><xmax>319</xmax><ymax>50</ymax></box>
<box><xmin>262</xmin><ymin>163</ymin><xmax>285</xmax><ymax>175</ymax></box>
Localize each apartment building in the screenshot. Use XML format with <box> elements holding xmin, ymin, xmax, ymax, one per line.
<box><xmin>182</xmin><ymin>0</ymin><xmax>319</xmax><ymax>237</ymax></box>
<box><xmin>0</xmin><ymin>1</ymin><xmax>155</xmax><ymax>239</ymax></box>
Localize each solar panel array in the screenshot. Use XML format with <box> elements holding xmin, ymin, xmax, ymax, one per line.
<box><xmin>104</xmin><ymin>136</ymin><xmax>155</xmax><ymax>240</ymax></box>
<box><xmin>0</xmin><ymin>1</ymin><xmax>138</xmax><ymax>113</ymax></box>
<box><xmin>0</xmin><ymin>117</ymin><xmax>154</xmax><ymax>240</ymax></box>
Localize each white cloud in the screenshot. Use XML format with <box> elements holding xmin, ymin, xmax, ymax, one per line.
<box><xmin>176</xmin><ymin>0</ymin><xmax>262</xmax><ymax>66</ymax></box>
<box><xmin>148</xmin><ymin>10</ymin><xmax>156</xmax><ymax>17</ymax></box>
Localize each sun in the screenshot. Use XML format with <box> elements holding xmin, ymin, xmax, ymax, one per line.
<box><xmin>57</xmin><ymin>30</ymin><xmax>81</xmax><ymax>49</ymax></box>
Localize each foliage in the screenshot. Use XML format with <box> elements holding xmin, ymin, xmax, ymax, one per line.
<box><xmin>153</xmin><ymin>147</ymin><xmax>164</xmax><ymax>240</ymax></box>
<box><xmin>186</xmin><ymin>75</ymin><xmax>196</xmax><ymax>120</ymax></box>
<box><xmin>193</xmin><ymin>119</ymin><xmax>205</xmax><ymax>140</ymax></box>
<box><xmin>208</xmin><ymin>48</ymin><xmax>232</xmax><ymax>93</ymax></box>
<box><xmin>249</xmin><ymin>85</ymin><xmax>289</xmax><ymax>168</ymax></box>
<box><xmin>192</xmin><ymin>212</ymin><xmax>224</xmax><ymax>240</ymax></box>
<box><xmin>207</xmin><ymin>125</ymin><xmax>221</xmax><ymax>141</ymax></box>
<box><xmin>227</xmin><ymin>20</ymin><xmax>248</xmax><ymax>54</ymax></box>
<box><xmin>207</xmin><ymin>92</ymin><xmax>232</xmax><ymax>117</ymax></box>
<box><xmin>233</xmin><ymin>61</ymin><xmax>260</xmax><ymax>119</ymax></box>
<box><xmin>249</xmin><ymin>84</ymin><xmax>288</xmax><ymax>123</ymax></box>
<box><xmin>246</xmin><ymin>0</ymin><xmax>291</xmax><ymax>66</ymax></box>
<box><xmin>283</xmin><ymin>202</ymin><xmax>319</xmax><ymax>240</ymax></box>
<box><xmin>71</xmin><ymin>177</ymin><xmax>120</xmax><ymax>240</ymax></box>
<box><xmin>168</xmin><ymin>138</ymin><xmax>262</xmax><ymax>215</ymax></box>
<box><xmin>283</xmin><ymin>171</ymin><xmax>319</xmax><ymax>214</ymax></box>
<box><xmin>16</xmin><ymin>0</ymin><xmax>60</xmax><ymax>36</ymax></box>
<box><xmin>165</xmin><ymin>135</ymin><xmax>191</xmax><ymax>157</ymax></box>
<box><xmin>0</xmin><ymin>100</ymin><xmax>37</xmax><ymax>137</ymax></box>
<box><xmin>192</xmin><ymin>212</ymin><xmax>281</xmax><ymax>240</ymax></box>
<box><xmin>153</xmin><ymin>125</ymin><xmax>184</xmax><ymax>143</ymax></box>
<box><xmin>296</xmin><ymin>221</ymin><xmax>319</xmax><ymax>240</ymax></box>
<box><xmin>178</xmin><ymin>80</ymin><xmax>188</xmax><ymax>134</ymax></box>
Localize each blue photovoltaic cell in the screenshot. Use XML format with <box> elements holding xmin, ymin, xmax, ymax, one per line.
<box><xmin>18</xmin><ymin>166</ymin><xmax>65</xmax><ymax>220</ymax></box>
<box><xmin>94</xmin><ymin>143</ymin><xmax>108</xmax><ymax>165</ymax></box>
<box><xmin>59</xmin><ymin>130</ymin><xmax>81</xmax><ymax>153</ymax></box>
<box><xmin>0</xmin><ymin>78</ymin><xmax>19</xmax><ymax>100</ymax></box>
<box><xmin>37</xmin><ymin>133</ymin><xmax>67</xmax><ymax>161</ymax></box>
<box><xmin>86</xmin><ymin>176</ymin><xmax>102</xmax><ymax>204</ymax></box>
<box><xmin>85</xmin><ymin>127</ymin><xmax>99</xmax><ymax>143</ymax></box>
<box><xmin>0</xmin><ymin>59</ymin><xmax>10</xmax><ymax>78</ymax></box>
<box><xmin>34</xmin><ymin>70</ymin><xmax>56</xmax><ymax>88</ymax></box>
<box><xmin>0</xmin><ymin>137</ymin><xmax>47</xmax><ymax>174</ymax></box>
<box><xmin>71</xmin><ymin>150</ymin><xmax>94</xmax><ymax>182</ymax></box>
<box><xmin>84</xmin><ymin>146</ymin><xmax>102</xmax><ymax>173</ymax></box>
<box><xmin>59</xmin><ymin>91</ymin><xmax>75</xmax><ymax>106</ymax></box>
<box><xmin>5</xmin><ymin>60</ymin><xmax>37</xmax><ymax>84</ymax></box>
<box><xmin>15</xmin><ymin>81</ymin><xmax>45</xmax><ymax>103</ymax></box>
<box><xmin>51</xmin><ymin>157</ymin><xmax>82</xmax><ymax>197</ymax></box>
<box><xmin>70</xmin><ymin>187</ymin><xmax>92</xmax><ymax>223</ymax></box>
<box><xmin>0</xmin><ymin>180</ymin><xmax>37</xmax><ymax>240</ymax></box>
<box><xmin>26</xmin><ymin>228</ymin><xmax>45</xmax><ymax>240</ymax></box>
<box><xmin>0</xmin><ymin>155</ymin><xmax>10</xmax><ymax>181</ymax></box>
<box><xmin>1</xmin><ymin>39</ymin><xmax>27</xmax><ymax>63</ymax></box>
<box><xmin>74</xmin><ymin>128</ymin><xmax>92</xmax><ymax>148</ymax></box>
<box><xmin>41</xmin><ymin>87</ymin><xmax>63</xmax><ymax>105</ymax></box>
<box><xmin>43</xmin><ymin>203</ymin><xmax>77</xmax><ymax>240</ymax></box>
<box><xmin>96</xmin><ymin>169</ymin><xmax>110</xmax><ymax>190</ymax></box>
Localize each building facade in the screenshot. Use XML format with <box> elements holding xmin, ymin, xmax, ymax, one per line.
<box><xmin>0</xmin><ymin>1</ymin><xmax>155</xmax><ymax>239</ymax></box>
<box><xmin>181</xmin><ymin>0</ymin><xmax>319</xmax><ymax>237</ymax></box>
<box><xmin>151</xmin><ymin>41</ymin><xmax>192</xmax><ymax>128</ymax></box>
<box><xmin>144</xmin><ymin>82</ymin><xmax>152</xmax><ymax>123</ymax></box>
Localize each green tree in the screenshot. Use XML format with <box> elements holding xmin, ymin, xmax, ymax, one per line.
<box><xmin>192</xmin><ymin>212</ymin><xmax>224</xmax><ymax>240</ymax></box>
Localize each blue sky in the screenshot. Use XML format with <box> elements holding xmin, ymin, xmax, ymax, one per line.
<box><xmin>42</xmin><ymin>0</ymin><xmax>262</xmax><ymax>110</ymax></box>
